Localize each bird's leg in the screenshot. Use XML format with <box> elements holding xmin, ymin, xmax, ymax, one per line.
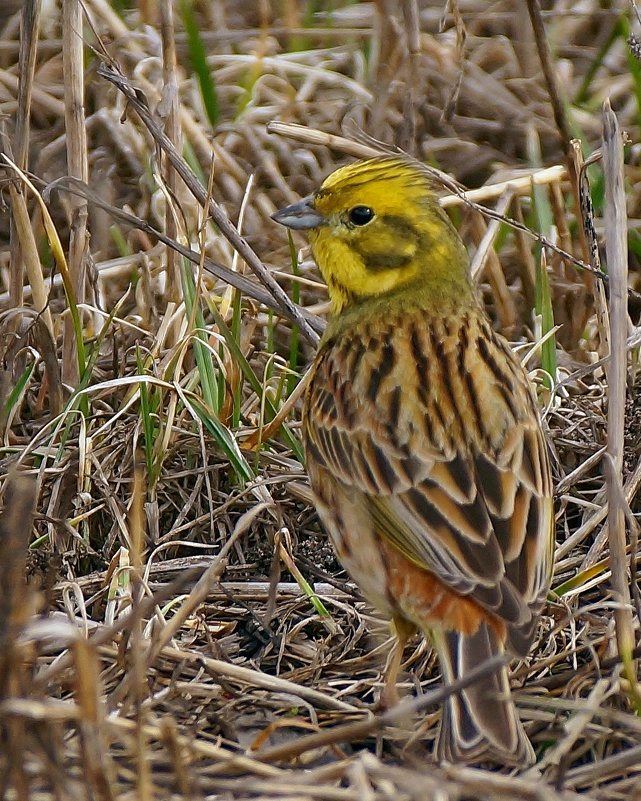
<box><xmin>379</xmin><ymin>616</ymin><xmax>416</xmax><ymax>709</ymax></box>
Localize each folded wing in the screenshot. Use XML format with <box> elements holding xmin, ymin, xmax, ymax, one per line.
<box><xmin>304</xmin><ymin>310</ymin><xmax>554</xmax><ymax>655</ymax></box>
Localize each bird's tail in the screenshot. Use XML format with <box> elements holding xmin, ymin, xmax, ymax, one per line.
<box><xmin>433</xmin><ymin>622</ymin><xmax>535</xmax><ymax>765</ymax></box>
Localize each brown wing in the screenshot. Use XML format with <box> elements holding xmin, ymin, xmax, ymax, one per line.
<box><xmin>304</xmin><ymin>309</ymin><xmax>554</xmax><ymax>655</ymax></box>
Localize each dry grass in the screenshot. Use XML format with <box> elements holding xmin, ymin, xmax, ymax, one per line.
<box><xmin>1</xmin><ymin>1</ymin><xmax>641</xmax><ymax>799</ymax></box>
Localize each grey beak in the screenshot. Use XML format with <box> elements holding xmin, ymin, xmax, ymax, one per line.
<box><xmin>271</xmin><ymin>195</ymin><xmax>326</xmax><ymax>230</ymax></box>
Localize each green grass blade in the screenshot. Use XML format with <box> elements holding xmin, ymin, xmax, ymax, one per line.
<box><xmin>136</xmin><ymin>345</ymin><xmax>157</xmax><ymax>479</ymax></box>
<box><xmin>184</xmin><ymin>391</ymin><xmax>254</xmax><ymax>484</ymax></box>
<box><xmin>2</xmin><ymin>360</ymin><xmax>36</xmax><ymax>433</ymax></box>
<box><xmin>57</xmin><ymin>296</ymin><xmax>129</xmax><ymax>454</ymax></box>
<box><xmin>534</xmin><ymin>251</ymin><xmax>557</xmax><ymax>388</ymax></box>
<box><xmin>574</xmin><ymin>17</ymin><xmax>624</xmax><ymax>105</ymax></box>
<box><xmin>231</xmin><ymin>287</ymin><xmax>243</xmax><ymax>428</ymax></box>
<box><xmin>179</xmin><ymin>258</ymin><xmax>254</xmax><ymax>483</ymax></box>
<box><xmin>207</xmin><ymin>301</ymin><xmax>304</xmax><ymax>462</ymax></box>
<box><xmin>180</xmin><ymin>257</ymin><xmax>219</xmax><ymax>412</ymax></box>
<box><xmin>529</xmin><ymin>169</ymin><xmax>557</xmax><ymax>388</ymax></box>
<box><xmin>180</xmin><ymin>0</ymin><xmax>219</xmax><ymax>127</ymax></box>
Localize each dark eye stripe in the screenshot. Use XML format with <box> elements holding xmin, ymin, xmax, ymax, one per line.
<box><xmin>352</xmin><ymin>214</ymin><xmax>419</xmax><ymax>272</ymax></box>
<box><xmin>379</xmin><ymin>215</ymin><xmax>417</xmax><ymax>238</ymax></box>
<box><xmin>360</xmin><ymin>252</ymin><xmax>413</xmax><ymax>271</ymax></box>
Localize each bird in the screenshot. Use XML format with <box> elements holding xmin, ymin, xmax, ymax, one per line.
<box><xmin>271</xmin><ymin>156</ymin><xmax>554</xmax><ymax>765</ymax></box>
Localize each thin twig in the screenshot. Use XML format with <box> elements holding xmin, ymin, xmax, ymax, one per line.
<box><xmin>45</xmin><ymin>176</ymin><xmax>325</xmax><ymax>336</ymax></box>
<box><xmin>525</xmin><ymin>0</ymin><xmax>572</xmax><ymax>155</ymax></box>
<box><xmin>95</xmin><ymin>62</ymin><xmax>319</xmax><ymax>346</ymax></box>
<box><xmin>233</xmin><ymin>655</ymin><xmax>507</xmax><ymax>768</ymax></box>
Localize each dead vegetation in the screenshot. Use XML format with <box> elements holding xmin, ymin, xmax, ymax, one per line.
<box><xmin>1</xmin><ymin>1</ymin><xmax>641</xmax><ymax>799</ymax></box>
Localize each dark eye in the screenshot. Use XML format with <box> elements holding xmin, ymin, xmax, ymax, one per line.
<box><xmin>348</xmin><ymin>206</ymin><xmax>374</xmax><ymax>226</ymax></box>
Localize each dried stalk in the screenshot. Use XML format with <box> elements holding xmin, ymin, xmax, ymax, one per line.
<box><xmin>62</xmin><ymin>0</ymin><xmax>89</xmax><ymax>385</ymax></box>
<box><xmin>602</xmin><ymin>99</ymin><xmax>638</xmax><ymax>709</ymax></box>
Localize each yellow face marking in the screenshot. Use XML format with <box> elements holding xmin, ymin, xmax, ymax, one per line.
<box><xmin>304</xmin><ymin>158</ymin><xmax>471</xmax><ymax>312</ymax></box>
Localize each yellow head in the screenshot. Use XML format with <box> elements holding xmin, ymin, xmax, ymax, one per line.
<box><xmin>272</xmin><ymin>157</ymin><xmax>472</xmax><ymax>314</ymax></box>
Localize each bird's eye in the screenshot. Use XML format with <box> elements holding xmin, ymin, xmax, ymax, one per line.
<box><xmin>348</xmin><ymin>206</ymin><xmax>374</xmax><ymax>226</ymax></box>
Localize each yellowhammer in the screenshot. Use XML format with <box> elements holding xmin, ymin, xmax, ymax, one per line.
<box><xmin>272</xmin><ymin>157</ymin><xmax>554</xmax><ymax>765</ymax></box>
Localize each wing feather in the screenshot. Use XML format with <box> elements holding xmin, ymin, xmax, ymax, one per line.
<box><xmin>304</xmin><ymin>310</ymin><xmax>554</xmax><ymax>655</ymax></box>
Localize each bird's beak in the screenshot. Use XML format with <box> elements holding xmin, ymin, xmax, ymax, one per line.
<box><xmin>271</xmin><ymin>195</ymin><xmax>326</xmax><ymax>230</ymax></box>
